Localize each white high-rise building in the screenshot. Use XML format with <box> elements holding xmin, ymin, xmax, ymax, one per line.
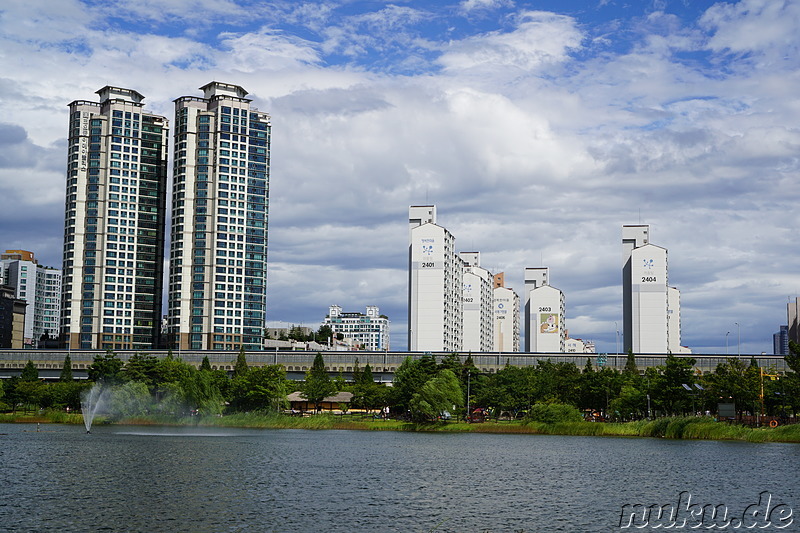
<box><xmin>460</xmin><ymin>252</ymin><xmax>493</xmax><ymax>352</ymax></box>
<box><xmin>408</xmin><ymin>205</ymin><xmax>462</xmax><ymax>351</ymax></box>
<box><xmin>62</xmin><ymin>87</ymin><xmax>169</xmax><ymax>350</ymax></box>
<box><xmin>667</xmin><ymin>286</ymin><xmax>691</xmax><ymax>354</ymax></box>
<box><xmin>324</xmin><ymin>305</ymin><xmax>390</xmax><ymax>351</ymax></box>
<box><xmin>524</xmin><ymin>267</ymin><xmax>563</xmax><ymax>352</ymax></box>
<box><xmin>622</xmin><ymin>225</ymin><xmax>685</xmax><ymax>354</ymax></box>
<box><xmin>622</xmin><ymin>225</ymin><xmax>649</xmax><ymax>353</ymax></box>
<box><xmin>1</xmin><ymin>250</ymin><xmax>61</xmax><ymax>348</ymax></box>
<box><xmin>168</xmin><ymin>82</ymin><xmax>271</xmax><ymax>351</ymax></box>
<box><xmin>526</xmin><ymin>279</ymin><xmax>566</xmax><ymax>353</ymax></box>
<box><xmin>524</xmin><ymin>267</ymin><xmax>565</xmax><ymax>352</ymax></box>
<box><xmin>493</xmin><ymin>273</ymin><xmax>520</xmax><ymax>352</ymax></box>
<box><xmin>629</xmin><ymin>242</ymin><xmax>668</xmax><ymax>353</ymax></box>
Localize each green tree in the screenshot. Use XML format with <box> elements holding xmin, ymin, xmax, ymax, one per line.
<box><xmin>623</xmin><ymin>351</ymin><xmax>639</xmax><ymax>377</ymax></box>
<box><xmin>609</xmin><ymin>385</ymin><xmax>647</xmax><ymax>420</ymax></box>
<box><xmin>109</xmin><ymin>381</ymin><xmax>152</xmax><ymax>418</ymax></box>
<box><xmin>230</xmin><ymin>365</ymin><xmax>288</xmax><ymax>412</ymax></box>
<box><xmin>352</xmin><ymin>362</ymin><xmax>387</xmax><ymax>410</ymax></box>
<box><xmin>200</xmin><ymin>356</ymin><xmax>212</xmax><ymax>372</ymax></box>
<box><xmin>391</xmin><ymin>356</ymin><xmax>438</xmax><ymax>411</ymax></box>
<box><xmin>169</xmin><ymin>366</ymin><xmax>226</xmax><ymax>415</ymax></box>
<box><xmin>15</xmin><ymin>380</ymin><xmax>45</xmax><ymax>411</ymax></box>
<box><xmin>650</xmin><ymin>354</ymin><xmax>696</xmax><ymax>415</ymax></box>
<box><xmin>20</xmin><ymin>360</ymin><xmax>39</xmax><ymax>382</ymax></box>
<box><xmin>408</xmin><ymin>369</ymin><xmax>463</xmax><ymax>422</ymax></box>
<box><xmin>88</xmin><ymin>351</ymin><xmax>123</xmax><ymax>384</ymax></box>
<box><xmin>301</xmin><ymin>353</ymin><xmax>336</xmax><ymax>411</ymax></box>
<box><xmin>704</xmin><ymin>358</ymin><xmax>760</xmax><ymax>416</ymax></box>
<box><xmin>233</xmin><ymin>346</ymin><xmax>249</xmax><ymax>378</ymax></box>
<box><xmin>122</xmin><ymin>354</ymin><xmax>161</xmax><ymax>388</ymax></box>
<box><xmin>317</xmin><ymin>325</ymin><xmax>333</xmax><ymax>344</ymax></box>
<box><xmin>60</xmin><ymin>354</ymin><xmax>73</xmax><ymax>382</ymax></box>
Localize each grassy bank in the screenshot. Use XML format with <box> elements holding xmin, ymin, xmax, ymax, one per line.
<box><xmin>4</xmin><ymin>412</ymin><xmax>800</xmax><ymax>443</ymax></box>
<box><xmin>126</xmin><ymin>414</ymin><xmax>800</xmax><ymax>442</ymax></box>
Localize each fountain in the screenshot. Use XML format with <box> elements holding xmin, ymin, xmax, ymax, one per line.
<box><xmin>81</xmin><ymin>384</ymin><xmax>108</xmax><ymax>433</ymax></box>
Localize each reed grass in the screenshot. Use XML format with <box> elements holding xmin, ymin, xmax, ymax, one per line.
<box><xmin>6</xmin><ymin>410</ymin><xmax>800</xmax><ymax>443</ymax></box>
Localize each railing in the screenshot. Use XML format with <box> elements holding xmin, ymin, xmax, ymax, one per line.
<box><xmin>0</xmin><ymin>350</ymin><xmax>790</xmax><ymax>376</ymax></box>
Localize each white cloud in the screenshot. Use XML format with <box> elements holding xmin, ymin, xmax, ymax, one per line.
<box><xmin>438</xmin><ymin>11</ymin><xmax>583</xmax><ymax>71</ymax></box>
<box><xmin>701</xmin><ymin>0</ymin><xmax>800</xmax><ymax>56</ymax></box>
<box><xmin>1</xmin><ymin>0</ymin><xmax>799</xmax><ymax>353</ymax></box>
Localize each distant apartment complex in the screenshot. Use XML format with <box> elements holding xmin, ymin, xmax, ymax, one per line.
<box><xmin>408</xmin><ymin>206</ymin><xmax>526</xmax><ymax>353</ymax></box>
<box><xmin>167</xmin><ymin>82</ymin><xmax>271</xmax><ymax>351</ymax></box>
<box><xmin>61</xmin><ymin>87</ymin><xmax>168</xmax><ymax>350</ymax></box>
<box><xmin>0</xmin><ymin>250</ymin><xmax>61</xmax><ymax>348</ymax></box>
<box><xmin>323</xmin><ymin>305</ymin><xmax>390</xmax><ymax>351</ymax></box>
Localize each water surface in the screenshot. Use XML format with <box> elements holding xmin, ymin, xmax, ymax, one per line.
<box><xmin>1</xmin><ymin>424</ymin><xmax>797</xmax><ymax>532</ymax></box>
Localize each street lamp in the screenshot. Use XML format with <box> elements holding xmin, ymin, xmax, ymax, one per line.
<box><xmin>614</xmin><ymin>321</ymin><xmax>620</xmax><ymax>355</ymax></box>
<box><xmin>725</xmin><ymin>331</ymin><xmax>730</xmax><ymax>355</ymax></box>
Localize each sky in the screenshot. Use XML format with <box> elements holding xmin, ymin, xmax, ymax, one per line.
<box><xmin>1</xmin><ymin>0</ymin><xmax>799</xmax><ymax>355</ymax></box>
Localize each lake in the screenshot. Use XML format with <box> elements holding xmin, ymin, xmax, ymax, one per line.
<box><xmin>1</xmin><ymin>423</ymin><xmax>797</xmax><ymax>532</ymax></box>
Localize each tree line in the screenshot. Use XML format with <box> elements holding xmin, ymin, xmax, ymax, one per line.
<box><xmin>2</xmin><ymin>343</ymin><xmax>800</xmax><ymax>423</ymax></box>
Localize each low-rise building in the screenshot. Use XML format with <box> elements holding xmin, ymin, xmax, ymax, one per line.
<box><xmin>1</xmin><ymin>250</ymin><xmax>61</xmax><ymax>348</ymax></box>
<box><xmin>323</xmin><ymin>305</ymin><xmax>389</xmax><ymax>351</ymax></box>
<box><xmin>0</xmin><ymin>285</ymin><xmax>27</xmax><ymax>349</ymax></box>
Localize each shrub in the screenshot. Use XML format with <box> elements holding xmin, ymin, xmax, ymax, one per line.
<box><xmin>526</xmin><ymin>403</ymin><xmax>583</xmax><ymax>424</ymax></box>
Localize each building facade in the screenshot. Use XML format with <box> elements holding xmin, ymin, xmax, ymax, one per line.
<box><xmin>774</xmin><ymin>325</ymin><xmax>789</xmax><ymax>355</ymax></box>
<box><xmin>168</xmin><ymin>82</ymin><xmax>271</xmax><ymax>351</ymax></box>
<box><xmin>408</xmin><ymin>205</ymin><xmax>463</xmax><ymax>352</ymax></box>
<box><xmin>323</xmin><ymin>305</ymin><xmax>390</xmax><ymax>351</ymax></box>
<box><xmin>526</xmin><ymin>283</ymin><xmax>566</xmax><ymax>353</ymax></box>
<box><xmin>0</xmin><ymin>250</ymin><xmax>61</xmax><ymax>348</ymax></box>
<box><xmin>460</xmin><ymin>252</ymin><xmax>494</xmax><ymax>352</ymax></box>
<box><xmin>524</xmin><ymin>267</ymin><xmax>560</xmax><ymax>352</ymax></box>
<box><xmin>0</xmin><ymin>285</ymin><xmax>26</xmax><ymax>349</ymax></box>
<box><xmin>629</xmin><ymin>243</ymin><xmax>668</xmax><ymax>353</ymax></box>
<box><xmin>622</xmin><ymin>225</ymin><xmax>649</xmax><ymax>354</ymax></box>
<box><xmin>61</xmin><ymin>87</ymin><xmax>168</xmax><ymax>350</ymax></box>
<box><xmin>493</xmin><ymin>279</ymin><xmax>520</xmax><ymax>353</ymax></box>
<box><xmin>789</xmin><ymin>297</ymin><xmax>800</xmax><ymax>345</ymax></box>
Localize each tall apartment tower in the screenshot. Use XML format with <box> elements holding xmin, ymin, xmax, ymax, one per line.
<box><xmin>1</xmin><ymin>250</ymin><xmax>62</xmax><ymax>348</ymax></box>
<box><xmin>622</xmin><ymin>225</ymin><xmax>649</xmax><ymax>353</ymax></box>
<box><xmin>61</xmin><ymin>87</ymin><xmax>168</xmax><ymax>350</ymax></box>
<box><xmin>524</xmin><ymin>267</ymin><xmax>565</xmax><ymax>352</ymax></box>
<box><xmin>460</xmin><ymin>252</ymin><xmax>494</xmax><ymax>352</ymax></box>
<box><xmin>493</xmin><ymin>272</ymin><xmax>520</xmax><ymax>352</ymax></box>
<box><xmin>408</xmin><ymin>205</ymin><xmax>463</xmax><ymax>351</ymax></box>
<box><xmin>623</xmin><ymin>224</ymin><xmax>672</xmax><ymax>353</ymax></box>
<box><xmin>169</xmin><ymin>82</ymin><xmax>271</xmax><ymax>351</ymax></box>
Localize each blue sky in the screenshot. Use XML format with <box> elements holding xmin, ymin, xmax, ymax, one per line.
<box><xmin>1</xmin><ymin>0</ymin><xmax>800</xmax><ymax>354</ymax></box>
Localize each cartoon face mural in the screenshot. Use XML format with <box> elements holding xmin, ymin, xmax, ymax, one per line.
<box><xmin>539</xmin><ymin>313</ymin><xmax>559</xmax><ymax>334</ymax></box>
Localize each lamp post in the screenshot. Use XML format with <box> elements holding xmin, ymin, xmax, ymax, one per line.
<box><xmin>614</xmin><ymin>321</ymin><xmax>620</xmax><ymax>355</ymax></box>
<box><xmin>725</xmin><ymin>331</ymin><xmax>730</xmax><ymax>355</ymax></box>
